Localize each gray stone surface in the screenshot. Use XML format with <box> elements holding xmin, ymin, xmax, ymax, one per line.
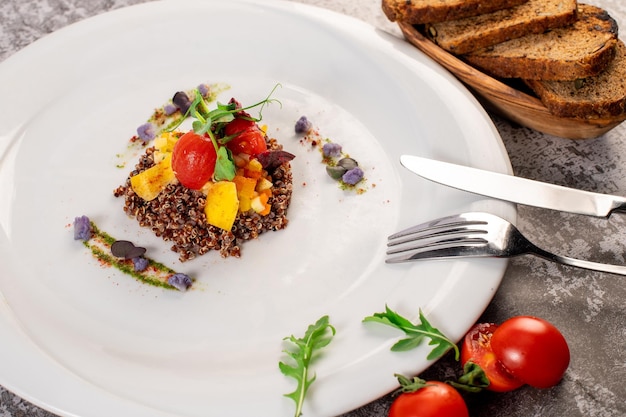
<box><xmin>1</xmin><ymin>0</ymin><xmax>625</xmax><ymax>416</ymax></box>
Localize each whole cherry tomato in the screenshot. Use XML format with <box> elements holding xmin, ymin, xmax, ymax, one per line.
<box><xmin>171</xmin><ymin>131</ymin><xmax>217</xmax><ymax>189</ymax></box>
<box><xmin>491</xmin><ymin>316</ymin><xmax>570</xmax><ymax>388</ymax></box>
<box><xmin>460</xmin><ymin>322</ymin><xmax>524</xmax><ymax>392</ymax></box>
<box><xmin>389</xmin><ymin>379</ymin><xmax>469</xmax><ymax>417</ymax></box>
<box><xmin>224</xmin><ymin>117</ymin><xmax>268</xmax><ymax>156</ymax></box>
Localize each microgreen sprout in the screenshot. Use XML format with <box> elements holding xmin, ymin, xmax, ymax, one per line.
<box><xmin>166</xmin><ymin>84</ymin><xmax>282</xmax><ymax>181</ymax></box>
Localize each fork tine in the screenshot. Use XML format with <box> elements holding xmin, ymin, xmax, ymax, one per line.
<box><xmin>388</xmin><ymin>214</ymin><xmax>489</xmax><ymax>250</ymax></box>
<box><xmin>386</xmin><ymin>213</ymin><xmax>492</xmax><ymax>263</ymax></box>
<box><xmin>386</xmin><ymin>239</ymin><xmax>490</xmax><ymax>263</ymax></box>
<box><xmin>388</xmin><ymin>225</ymin><xmax>487</xmax><ymax>247</ymax></box>
<box><xmin>387</xmin><ymin>234</ymin><xmax>488</xmax><ymax>255</ymax></box>
<box><xmin>388</xmin><ymin>214</ymin><xmax>488</xmax><ymax>241</ymax></box>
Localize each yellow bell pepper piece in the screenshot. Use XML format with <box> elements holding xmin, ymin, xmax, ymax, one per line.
<box><xmin>130</xmin><ymin>154</ymin><xmax>175</xmax><ymax>201</ymax></box>
<box><xmin>244</xmin><ymin>158</ymin><xmax>264</xmax><ymax>179</ymax></box>
<box><xmin>205</xmin><ymin>181</ymin><xmax>239</xmax><ymax>231</ymax></box>
<box><xmin>154</xmin><ymin>132</ymin><xmax>179</xmax><ymax>153</ymax></box>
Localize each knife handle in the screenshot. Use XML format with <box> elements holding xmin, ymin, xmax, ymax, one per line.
<box><xmin>608</xmin><ymin>199</ymin><xmax>626</xmax><ymax>217</ymax></box>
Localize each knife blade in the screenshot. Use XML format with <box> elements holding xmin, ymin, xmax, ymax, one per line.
<box><xmin>400</xmin><ymin>155</ymin><xmax>626</xmax><ymax>218</ymax></box>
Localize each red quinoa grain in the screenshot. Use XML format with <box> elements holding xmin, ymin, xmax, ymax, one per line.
<box><xmin>113</xmin><ymin>137</ymin><xmax>293</xmax><ymax>262</ymax></box>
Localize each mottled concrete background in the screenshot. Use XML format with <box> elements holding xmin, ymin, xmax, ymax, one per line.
<box><xmin>1</xmin><ymin>1</ymin><xmax>625</xmax><ymax>416</ymax></box>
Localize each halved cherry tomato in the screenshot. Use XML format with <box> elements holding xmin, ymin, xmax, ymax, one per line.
<box><xmin>224</xmin><ymin>117</ymin><xmax>256</xmax><ymax>135</ymax></box>
<box><xmin>460</xmin><ymin>322</ymin><xmax>524</xmax><ymax>392</ymax></box>
<box><xmin>389</xmin><ymin>380</ymin><xmax>469</xmax><ymax>417</ymax></box>
<box><xmin>171</xmin><ymin>131</ymin><xmax>217</xmax><ymax>189</ymax></box>
<box><xmin>224</xmin><ymin>117</ymin><xmax>267</xmax><ymax>156</ymax></box>
<box><xmin>491</xmin><ymin>316</ymin><xmax>570</xmax><ymax>389</ymax></box>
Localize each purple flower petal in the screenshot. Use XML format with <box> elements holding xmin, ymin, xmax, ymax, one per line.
<box><xmin>137</xmin><ymin>123</ymin><xmax>156</xmax><ymax>141</ymax></box>
<box><xmin>132</xmin><ymin>257</ymin><xmax>149</xmax><ymax>272</ymax></box>
<box><xmin>163</xmin><ymin>103</ymin><xmax>177</xmax><ymax>116</ymax></box>
<box><xmin>342</xmin><ymin>167</ymin><xmax>364</xmax><ymax>185</ymax></box>
<box><xmin>197</xmin><ymin>83</ymin><xmax>211</xmax><ymax>97</ymax></box>
<box><xmin>73</xmin><ymin>215</ymin><xmax>92</xmax><ymax>241</ymax></box>
<box><xmin>322</xmin><ymin>143</ymin><xmax>342</xmax><ymax>158</ymax></box>
<box><xmin>295</xmin><ymin>116</ymin><xmax>312</xmax><ymax>134</ymax></box>
<box><xmin>168</xmin><ymin>273</ymin><xmax>192</xmax><ymax>291</ymax></box>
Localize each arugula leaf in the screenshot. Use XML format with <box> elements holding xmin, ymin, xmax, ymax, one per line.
<box><xmin>363</xmin><ymin>305</ymin><xmax>459</xmax><ymax>361</ymax></box>
<box><xmin>279</xmin><ymin>315</ymin><xmax>336</xmax><ymax>417</ymax></box>
<box><xmin>213</xmin><ymin>147</ymin><xmax>236</xmax><ymax>181</ymax></box>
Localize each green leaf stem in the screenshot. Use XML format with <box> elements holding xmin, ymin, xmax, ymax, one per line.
<box><xmin>279</xmin><ymin>315</ymin><xmax>336</xmax><ymax>417</ymax></box>
<box><xmin>363</xmin><ymin>305</ymin><xmax>459</xmax><ymax>361</ymax></box>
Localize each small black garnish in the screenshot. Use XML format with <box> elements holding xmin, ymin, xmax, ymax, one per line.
<box><xmin>172</xmin><ymin>91</ymin><xmax>192</xmax><ymax>115</ymax></box>
<box><xmin>111</xmin><ymin>240</ymin><xmax>147</xmax><ymax>260</ymax></box>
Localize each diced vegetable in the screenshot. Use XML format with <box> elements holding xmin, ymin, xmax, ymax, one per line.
<box><xmin>130</xmin><ymin>154</ymin><xmax>176</xmax><ymax>201</ymax></box>
<box><xmin>154</xmin><ymin>132</ymin><xmax>179</xmax><ymax>153</ymax></box>
<box><xmin>256</xmin><ymin>177</ymin><xmax>273</xmax><ymax>192</ymax></box>
<box><xmin>252</xmin><ymin>189</ymin><xmax>272</xmax><ymax>216</ymax></box>
<box><xmin>205</xmin><ymin>181</ymin><xmax>239</xmax><ymax>230</ymax></box>
<box><xmin>232</xmin><ymin>175</ymin><xmax>257</xmax><ymax>212</ymax></box>
<box><xmin>244</xmin><ymin>158</ymin><xmax>264</xmax><ymax>179</ymax></box>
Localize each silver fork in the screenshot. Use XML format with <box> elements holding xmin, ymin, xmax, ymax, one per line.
<box><xmin>387</xmin><ymin>212</ymin><xmax>626</xmax><ymax>275</ymax></box>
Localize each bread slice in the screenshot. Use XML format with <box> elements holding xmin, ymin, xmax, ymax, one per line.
<box><xmin>426</xmin><ymin>0</ymin><xmax>578</xmax><ymax>54</ymax></box>
<box><xmin>463</xmin><ymin>4</ymin><xmax>619</xmax><ymax>80</ymax></box>
<box><xmin>525</xmin><ymin>39</ymin><xmax>626</xmax><ymax>119</ymax></box>
<box><xmin>382</xmin><ymin>0</ymin><xmax>529</xmax><ymax>24</ymax></box>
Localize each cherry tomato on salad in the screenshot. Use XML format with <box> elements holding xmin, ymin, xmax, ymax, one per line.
<box><xmin>389</xmin><ymin>379</ymin><xmax>469</xmax><ymax>417</ymax></box>
<box><xmin>224</xmin><ymin>117</ymin><xmax>255</xmax><ymax>135</ymax></box>
<box><xmin>460</xmin><ymin>322</ymin><xmax>524</xmax><ymax>392</ymax></box>
<box><xmin>223</xmin><ymin>117</ymin><xmax>268</xmax><ymax>156</ymax></box>
<box><xmin>491</xmin><ymin>316</ymin><xmax>570</xmax><ymax>389</ymax></box>
<box><xmin>171</xmin><ymin>131</ymin><xmax>217</xmax><ymax>190</ymax></box>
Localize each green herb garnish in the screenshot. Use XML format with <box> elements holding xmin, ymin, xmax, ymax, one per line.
<box><xmin>213</xmin><ymin>146</ymin><xmax>236</xmax><ymax>181</ymax></box>
<box><xmin>279</xmin><ymin>315</ymin><xmax>336</xmax><ymax>417</ymax></box>
<box><xmin>363</xmin><ymin>305</ymin><xmax>459</xmax><ymax>360</ymax></box>
<box><xmin>167</xmin><ymin>83</ymin><xmax>282</xmax><ymax>181</ymax></box>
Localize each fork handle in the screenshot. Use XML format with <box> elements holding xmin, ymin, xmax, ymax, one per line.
<box><xmin>532</xmin><ymin>247</ymin><xmax>626</xmax><ymax>276</ymax></box>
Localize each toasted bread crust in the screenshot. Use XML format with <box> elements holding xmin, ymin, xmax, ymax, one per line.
<box><xmin>525</xmin><ymin>40</ymin><xmax>626</xmax><ymax>119</ymax></box>
<box><xmin>381</xmin><ymin>0</ymin><xmax>528</xmax><ymax>24</ymax></box>
<box><xmin>464</xmin><ymin>5</ymin><xmax>619</xmax><ymax>80</ymax></box>
<box><xmin>426</xmin><ymin>0</ymin><xmax>578</xmax><ymax>54</ymax></box>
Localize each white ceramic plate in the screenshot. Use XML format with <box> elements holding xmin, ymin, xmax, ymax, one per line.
<box><xmin>0</xmin><ymin>1</ymin><xmax>515</xmax><ymax>416</ymax></box>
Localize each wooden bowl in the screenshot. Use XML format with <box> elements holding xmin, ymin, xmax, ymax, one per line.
<box><xmin>398</xmin><ymin>22</ymin><xmax>626</xmax><ymax>139</ymax></box>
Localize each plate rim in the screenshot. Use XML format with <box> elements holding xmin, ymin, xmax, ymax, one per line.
<box><xmin>0</xmin><ymin>1</ymin><xmax>515</xmax><ymax>416</ymax></box>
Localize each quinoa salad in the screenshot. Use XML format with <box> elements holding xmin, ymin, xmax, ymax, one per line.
<box><xmin>113</xmin><ymin>84</ymin><xmax>295</xmax><ymax>262</ymax></box>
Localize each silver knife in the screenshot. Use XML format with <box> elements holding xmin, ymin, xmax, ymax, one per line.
<box><xmin>400</xmin><ymin>155</ymin><xmax>626</xmax><ymax>218</ymax></box>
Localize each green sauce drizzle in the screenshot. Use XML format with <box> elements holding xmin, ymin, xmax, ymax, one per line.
<box><xmin>83</xmin><ymin>222</ymin><xmax>191</xmax><ymax>290</ymax></box>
